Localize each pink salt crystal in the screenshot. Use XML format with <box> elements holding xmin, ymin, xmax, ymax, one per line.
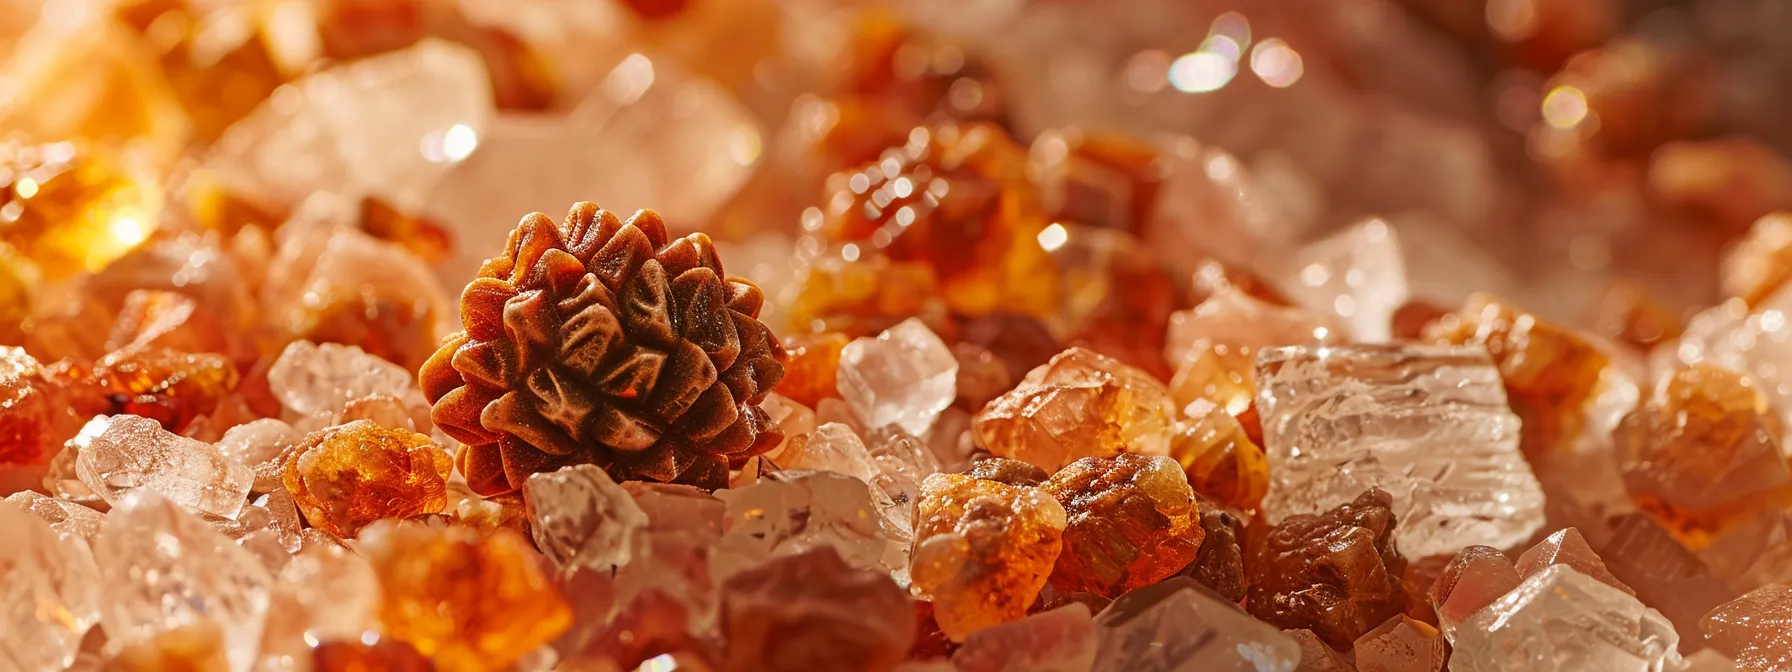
<box><xmin>1515</xmin><ymin>527</ymin><xmax>1634</xmax><ymax>596</ymax></box>
<box><xmin>4</xmin><ymin>490</ymin><xmax>104</xmax><ymax>541</ymax></box>
<box><xmin>719</xmin><ymin>547</ymin><xmax>916</xmax><ymax>672</ymax></box>
<box><xmin>1353</xmin><ymin>615</ymin><xmax>1446</xmax><ymax>672</ymax></box>
<box><xmin>0</xmin><ymin>498</ymin><xmax>102</xmax><ymax>672</ymax></box>
<box><xmin>951</xmin><ymin>603</ymin><xmax>1098</xmax><ymax>672</ymax></box>
<box><xmin>522</xmin><ymin>464</ymin><xmax>649</xmax><ymax>575</ymax></box>
<box><xmin>260</xmin><ymin>543</ymin><xmax>380</xmax><ymax>667</ymax></box>
<box><xmin>73</xmin><ymin>415</ymin><xmax>254</xmax><ymax>519</ymax></box>
<box><xmin>1285</xmin><ymin>628</ymin><xmax>1356</xmax><ymax>672</ymax></box>
<box><xmin>1429</xmin><ymin>545</ymin><xmax>1522</xmax><ymax>635</ymax></box>
<box><xmin>215</xmin><ymin>418</ymin><xmax>299</xmax><ymax>474</ymax></box>
<box><xmin>266</xmin><ymin>341</ymin><xmax>422</xmax><ymax>418</ymax></box>
<box><xmin>1702</xmin><ymin>584</ymin><xmax>1792</xmax><ymax>671</ymax></box>
<box><xmin>623</xmin><ymin>482</ymin><xmax>726</xmax><ymax>540</ymax></box>
<box><xmin>1683</xmin><ymin>650</ymin><xmax>1742</xmax><ymax>671</ymax></box>
<box><xmin>1600</xmin><ymin>513</ymin><xmax>1739</xmax><ymax>652</ymax></box>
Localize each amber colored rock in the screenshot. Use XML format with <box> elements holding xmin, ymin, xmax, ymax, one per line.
<box><xmin>113</xmin><ymin>0</ymin><xmax>285</xmax><ymax>145</ymax></box>
<box><xmin>360</xmin><ymin>522</ymin><xmax>572</xmax><ymax>672</ymax></box>
<box><xmin>966</xmin><ymin>458</ymin><xmax>1049</xmax><ymax>488</ymax></box>
<box><xmin>1031</xmin><ymin>129</ymin><xmax>1161</xmax><ymax>236</ymax></box>
<box><xmin>577</xmin><ymin>589</ymin><xmax>710</xmax><ymax>669</ymax></box>
<box><xmin>1702</xmin><ymin>584</ymin><xmax>1792</xmax><ymax>672</ymax></box>
<box><xmin>721</xmin><ymin>547</ymin><xmax>916</xmax><ymax>672</ymax></box>
<box><xmin>1424</xmin><ymin>294</ymin><xmax>1611</xmax><ymax>457</ymax></box>
<box><xmin>777</xmin><ymin>332</ymin><xmax>849</xmax><ymax>409</ymax></box>
<box><xmin>1599</xmin><ymin>513</ymin><xmax>1738</xmax><ymax>650</ymax></box>
<box><xmin>1179</xmin><ymin>508</ymin><xmax>1246</xmax><ymax>604</ymax></box>
<box><xmin>911</xmin><ymin>472</ymin><xmax>1067</xmax><ymax>641</ymax></box>
<box><xmin>0</xmin><ymin>138</ymin><xmax>163</xmax><ymax>280</ymax></box>
<box><xmin>784</xmin><ymin>245</ymin><xmax>951</xmax><ymax>340</ymax></box>
<box><xmin>453</xmin><ymin>491</ymin><xmax>530</xmax><ymax>537</ymax></box>
<box><xmin>952</xmin><ymin>343</ymin><xmax>1013</xmax><ymax>412</ymax></box>
<box><xmin>106</xmin><ymin>290</ymin><xmax>233</xmax><ymax>361</ymax></box>
<box><xmin>1649</xmin><ymin>137</ymin><xmax>1792</xmax><ymax>230</ymax></box>
<box><xmin>107</xmin><ymin>620</ymin><xmax>229</xmax><ymax>672</ymax></box>
<box><xmin>1171</xmin><ymin>399</ymin><xmax>1270</xmax><ymax>512</ymax></box>
<box><xmin>1723</xmin><ymin>212</ymin><xmax>1792</xmax><ymax>308</ymax></box>
<box><xmin>361</xmin><ymin>198</ymin><xmax>453</xmax><ymax>265</ymax></box>
<box><xmin>1515</xmin><ymin>527</ymin><xmax>1634</xmax><ymax>596</ymax></box>
<box><xmin>1390</xmin><ymin>301</ymin><xmax>1449</xmax><ymax>342</ymax></box>
<box><xmin>1041</xmin><ymin>454</ymin><xmax>1203</xmax><ymax>597</ymax></box>
<box><xmin>1353</xmin><ymin>616</ymin><xmax>1446</xmax><ymax>672</ymax></box>
<box><xmin>310</xmin><ymin>638</ymin><xmax>434</xmax><ymax>672</ymax></box>
<box><xmin>282</xmin><ymin>420</ymin><xmax>452</xmax><ymax>538</ymax></box>
<box><xmin>420</xmin><ymin>203</ymin><xmax>786</xmax><ymax>494</ymax></box>
<box><xmin>74</xmin><ymin>347</ymin><xmax>239</xmax><ymax>434</ymax></box>
<box><xmin>1542</xmin><ymin>38</ymin><xmax>1711</xmax><ymax>159</ymax></box>
<box><xmin>1166</xmin><ymin>285</ymin><xmax>1340</xmax><ymax>446</ymax></box>
<box><xmin>1245</xmin><ymin>489</ymin><xmax>1408</xmax><ymax>649</ymax></box>
<box><xmin>0</xmin><ymin>346</ymin><xmax>80</xmax><ymax>465</ymax></box>
<box><xmin>0</xmin><ymin>243</ymin><xmax>37</xmax><ymax>346</ymax></box>
<box><xmin>823</xmin><ymin>122</ymin><xmax>1058</xmax><ymax>318</ymax></box>
<box><xmin>1616</xmin><ymin>364</ymin><xmax>1792</xmax><ymax>548</ymax></box>
<box><xmin>1586</xmin><ymin>282</ymin><xmax>1684</xmax><ymax>352</ymax></box>
<box><xmin>1429</xmin><ymin>546</ymin><xmax>1521</xmax><ymax>633</ymax></box>
<box><xmin>974</xmin><ymin>348</ymin><xmax>1176</xmax><ymax>473</ymax></box>
<box><xmin>1046</xmin><ymin>225</ymin><xmax>1181</xmax><ymax>380</ymax></box>
<box><xmin>956</xmin><ymin>314</ymin><xmax>1062</xmax><ymax>382</ymax></box>
<box><xmin>835</xmin><ymin>15</ymin><xmax>1009</xmax><ymax>126</ymax></box>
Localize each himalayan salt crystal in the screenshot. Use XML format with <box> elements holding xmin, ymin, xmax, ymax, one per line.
<box><xmin>453</xmin><ymin>491</ymin><xmax>530</xmax><ymax>537</ymax></box>
<box><xmin>782</xmin><ymin>247</ymin><xmax>950</xmax><ymax>340</ymax></box>
<box><xmin>267</xmin><ymin>341</ymin><xmax>422</xmax><ymax>418</ymax></box>
<box><xmin>0</xmin><ymin>499</ymin><xmax>101</xmax><ymax>672</ymax></box>
<box><xmin>715</xmin><ymin>470</ymin><xmax>906</xmax><ymax>580</ymax></box>
<box><xmin>109</xmin><ymin>620</ymin><xmax>231</xmax><ymax>672</ymax></box>
<box><xmin>74</xmin><ymin>347</ymin><xmax>240</xmax><ymax>433</ymax></box>
<box><xmin>569</xmin><ymin>589</ymin><xmax>701</xmax><ymax>670</ymax></box>
<box><xmin>1424</xmin><ymin>294</ymin><xmax>1610</xmax><ymax>458</ymax></box>
<box><xmin>259</xmin><ymin>544</ymin><xmax>382</xmax><ymax>669</ymax></box>
<box><xmin>951</xmin><ymin>603</ymin><xmax>1098</xmax><ymax>672</ymax></box>
<box><xmin>1170</xmin><ymin>399</ymin><xmax>1269</xmax><ymax>512</ymax></box>
<box><xmin>342</xmin><ymin>393</ymin><xmax>423</xmax><ymax>431</ymax></box>
<box><xmin>838</xmin><ymin>318</ymin><xmax>959</xmax><ymax>437</ymax></box>
<box><xmin>1165</xmin><ymin>286</ymin><xmax>1341</xmax><ymax>441</ymax></box>
<box><xmin>0</xmin><ymin>346</ymin><xmax>81</xmax><ymax>465</ymax></box>
<box><xmin>1245</xmin><ymin>489</ymin><xmax>1408</xmax><ymax>649</ymax></box>
<box><xmin>522</xmin><ymin>464</ymin><xmax>648</xmax><ymax>574</ymax></box>
<box><xmin>778</xmin><ymin>332</ymin><xmax>849</xmax><ymax>408</ymax></box>
<box><xmin>282</xmin><ymin>420</ymin><xmax>451</xmax><ymax>538</ymax></box>
<box><xmin>74</xmin><ymin>415</ymin><xmax>253</xmax><ymax>519</ymax></box>
<box><xmin>1449</xmin><ymin>566</ymin><xmax>1681</xmax><ymax>672</ymax></box>
<box><xmin>611</xmin><ymin>483</ymin><xmax>726</xmax><ymax>624</ymax></box>
<box><xmin>1616</xmin><ymin>364</ymin><xmax>1792</xmax><ymax>548</ymax></box>
<box><xmin>1702</xmin><ymin>584</ymin><xmax>1792</xmax><ymax>671</ymax></box>
<box><xmin>94</xmin><ymin>492</ymin><xmax>274</xmax><ymax>672</ymax></box>
<box><xmin>4</xmin><ymin>490</ymin><xmax>104</xmax><ymax>541</ymax></box>
<box><xmin>1430</xmin><ymin>546</ymin><xmax>1521</xmax><ymax>637</ymax></box>
<box><xmin>776</xmin><ymin>424</ymin><xmax>925</xmax><ymax>538</ymax></box>
<box><xmin>911</xmin><ymin>471</ymin><xmax>1067</xmax><ymax>641</ymax></box>
<box><xmin>1286</xmin><ymin>629</ymin><xmax>1355</xmax><ymax>672</ymax></box>
<box><xmin>1599</xmin><ymin>513</ymin><xmax>1738</xmax><ymax>651</ymax></box>
<box><xmin>1671</xmin><ymin>293</ymin><xmax>1792</xmax><ymax>433</ymax></box>
<box><xmin>1093</xmin><ymin>577</ymin><xmax>1302</xmax><ymax>672</ymax></box>
<box><xmin>1261</xmin><ymin>219</ymin><xmax>1410</xmax><ymax>343</ymax></box>
<box><xmin>975</xmin><ymin>348</ymin><xmax>1176</xmax><ymax>473</ymax></box>
<box><xmin>1721</xmin><ymin>212</ymin><xmax>1792</xmax><ymax>307</ymax></box>
<box><xmin>1516</xmin><ymin>528</ymin><xmax>1633</xmax><ymax>596</ymax></box>
<box><xmin>1353</xmin><ymin>616</ymin><xmax>1445</xmax><ymax>672</ymax></box>
<box><xmin>216</xmin><ymin>418</ymin><xmax>298</xmax><ymax>492</ymax></box>
<box><xmin>1178</xmin><ymin>508</ymin><xmax>1246</xmax><ymax>604</ymax></box>
<box><xmin>1041</xmin><ymin>454</ymin><xmax>1204</xmax><ymax>597</ymax></box>
<box><xmin>360</xmin><ymin>522</ymin><xmax>572</xmax><ymax>672</ymax></box>
<box><xmin>1256</xmin><ymin>345</ymin><xmax>1545</xmax><ymax>557</ymax></box>
<box><xmin>720</xmin><ymin>547</ymin><xmax>916</xmax><ymax>672</ymax></box>
<box><xmin>759</xmin><ymin>392</ymin><xmax>818</xmax><ymax>459</ymax></box>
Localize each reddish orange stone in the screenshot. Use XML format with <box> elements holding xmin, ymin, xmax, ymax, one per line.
<box><xmin>75</xmin><ymin>346</ymin><xmax>238</xmax><ymax>434</ymax></box>
<box><xmin>1171</xmin><ymin>399</ymin><xmax>1270</xmax><ymax>512</ymax></box>
<box><xmin>785</xmin><ymin>247</ymin><xmax>951</xmax><ymax>340</ymax></box>
<box><xmin>912</xmin><ymin>472</ymin><xmax>1067</xmax><ymax>640</ymax></box>
<box><xmin>113</xmin><ymin>0</ymin><xmax>286</xmax><ymax>145</ymax></box>
<box><xmin>777</xmin><ymin>332</ymin><xmax>849</xmax><ymax>409</ymax></box>
<box><xmin>310</xmin><ymin>638</ymin><xmax>434</xmax><ymax>672</ymax></box>
<box><xmin>362</xmin><ymin>198</ymin><xmax>454</xmax><ymax>266</ymax></box>
<box><xmin>1042</xmin><ymin>454</ymin><xmax>1204</xmax><ymax>597</ymax></box>
<box><xmin>0</xmin><ymin>347</ymin><xmax>80</xmax><ymax>465</ymax></box>
<box><xmin>283</xmin><ymin>420</ymin><xmax>452</xmax><ymax>538</ymax></box>
<box><xmin>107</xmin><ymin>620</ymin><xmax>230</xmax><ymax>672</ymax></box>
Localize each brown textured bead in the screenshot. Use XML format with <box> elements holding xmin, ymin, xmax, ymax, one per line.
<box><xmin>823</xmin><ymin>122</ymin><xmax>1059</xmax><ymax>318</ymax></box>
<box><xmin>75</xmin><ymin>346</ymin><xmax>239</xmax><ymax>434</ymax></box>
<box><xmin>1245</xmin><ymin>489</ymin><xmax>1408</xmax><ymax>650</ymax></box>
<box><xmin>720</xmin><ymin>547</ymin><xmax>916</xmax><ymax>672</ymax></box>
<box><xmin>282</xmin><ymin>420</ymin><xmax>453</xmax><ymax>538</ymax></box>
<box><xmin>1178</xmin><ymin>507</ymin><xmax>1246</xmax><ymax>604</ymax></box>
<box><xmin>420</xmin><ymin>203</ymin><xmax>786</xmax><ymax>494</ymax></box>
<box><xmin>1041</xmin><ymin>454</ymin><xmax>1204</xmax><ymax>597</ymax></box>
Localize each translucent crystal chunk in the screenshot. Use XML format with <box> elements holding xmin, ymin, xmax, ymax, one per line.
<box><xmin>267</xmin><ymin>340</ymin><xmax>421</xmax><ymax>418</ymax></box>
<box><xmin>1093</xmin><ymin>577</ymin><xmax>1300</xmax><ymax>672</ymax></box>
<box><xmin>1261</xmin><ymin>219</ymin><xmax>1409</xmax><ymax>343</ymax></box>
<box><xmin>522</xmin><ymin>464</ymin><xmax>649</xmax><ymax>574</ymax></box>
<box><xmin>837</xmin><ymin>318</ymin><xmax>958</xmax><ymax>436</ymax></box>
<box><xmin>0</xmin><ymin>499</ymin><xmax>101</xmax><ymax>672</ymax></box>
<box><xmin>73</xmin><ymin>415</ymin><xmax>254</xmax><ymax>519</ymax></box>
<box><xmin>1449</xmin><ymin>565</ymin><xmax>1682</xmax><ymax>672</ymax></box>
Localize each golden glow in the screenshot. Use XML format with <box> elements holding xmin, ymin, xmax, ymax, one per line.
<box><xmin>1037</xmin><ymin>223</ymin><xmax>1070</xmax><ymax>252</ymax></box>
<box><xmin>109</xmin><ymin>215</ymin><xmax>148</xmax><ymax>246</ymax></box>
<box><xmin>1542</xmin><ymin>86</ymin><xmax>1589</xmax><ymax>129</ymax></box>
<box><xmin>13</xmin><ymin>178</ymin><xmax>37</xmax><ymax>199</ymax></box>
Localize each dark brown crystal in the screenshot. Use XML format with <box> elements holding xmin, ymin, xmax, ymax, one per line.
<box><xmin>1179</xmin><ymin>508</ymin><xmax>1246</xmax><ymax>604</ymax></box>
<box><xmin>1245</xmin><ymin>489</ymin><xmax>1409</xmax><ymax>650</ymax></box>
<box><xmin>420</xmin><ymin>203</ymin><xmax>786</xmax><ymax>494</ymax></box>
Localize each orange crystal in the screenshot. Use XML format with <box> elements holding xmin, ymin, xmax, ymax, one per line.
<box><xmin>911</xmin><ymin>472</ymin><xmax>1067</xmax><ymax>641</ymax></box>
<box><xmin>0</xmin><ymin>138</ymin><xmax>162</xmax><ymax>279</ymax></box>
<box><xmin>1615</xmin><ymin>364</ymin><xmax>1792</xmax><ymax>548</ymax></box>
<box><xmin>1041</xmin><ymin>453</ymin><xmax>1204</xmax><ymax>597</ymax></box>
<box><xmin>974</xmin><ymin>347</ymin><xmax>1177</xmax><ymax>473</ymax></box>
<box><xmin>361</xmin><ymin>197</ymin><xmax>454</xmax><ymax>265</ymax></box>
<box><xmin>1170</xmin><ymin>399</ymin><xmax>1270</xmax><ymax>512</ymax></box>
<box><xmin>1722</xmin><ymin>212</ymin><xmax>1792</xmax><ymax>307</ymax></box>
<box><xmin>282</xmin><ymin>420</ymin><xmax>452</xmax><ymax>538</ymax></box>
<box><xmin>310</xmin><ymin>638</ymin><xmax>434</xmax><ymax>672</ymax></box>
<box><xmin>784</xmin><ymin>247</ymin><xmax>949</xmax><ymax>340</ymax></box>
<box><xmin>360</xmin><ymin>522</ymin><xmax>573</xmax><ymax>672</ymax></box>
<box><xmin>74</xmin><ymin>346</ymin><xmax>238</xmax><ymax>434</ymax></box>
<box><xmin>114</xmin><ymin>0</ymin><xmax>286</xmax><ymax>145</ymax></box>
<box><xmin>109</xmin><ymin>620</ymin><xmax>230</xmax><ymax>672</ymax></box>
<box><xmin>777</xmin><ymin>332</ymin><xmax>849</xmax><ymax>409</ymax></box>
<box><xmin>0</xmin><ymin>346</ymin><xmax>79</xmax><ymax>465</ymax></box>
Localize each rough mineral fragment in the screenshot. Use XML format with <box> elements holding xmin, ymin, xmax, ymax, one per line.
<box><xmin>1722</xmin><ymin>212</ymin><xmax>1792</xmax><ymax>307</ymax></box>
<box><xmin>1261</xmin><ymin>219</ymin><xmax>1409</xmax><ymax>343</ymax></box>
<box><xmin>777</xmin><ymin>332</ymin><xmax>849</xmax><ymax>408</ymax></box>
<box><xmin>952</xmin><ymin>603</ymin><xmax>1098</xmax><ymax>672</ymax></box>
<box><xmin>975</xmin><ymin>347</ymin><xmax>1175</xmax><ymax>473</ymax></box>
<box><xmin>267</xmin><ymin>340</ymin><xmax>422</xmax><ymax>418</ymax></box>
<box><xmin>1256</xmin><ymin>345</ymin><xmax>1544</xmax><ymax>557</ymax></box>
<box><xmin>259</xmin><ymin>543</ymin><xmax>382</xmax><ymax>668</ymax></box>
<box><xmin>215</xmin><ymin>418</ymin><xmax>300</xmax><ymax>479</ymax></box>
<box><xmin>1353</xmin><ymin>616</ymin><xmax>1446</xmax><ymax>672</ymax></box>
<box><xmin>1599</xmin><ymin>513</ymin><xmax>1739</xmax><ymax>652</ymax></box>
<box><xmin>523</xmin><ymin>464</ymin><xmax>649</xmax><ymax>573</ymax></box>
<box><xmin>1041</xmin><ymin>454</ymin><xmax>1204</xmax><ymax>597</ymax></box>
<box><xmin>1179</xmin><ymin>508</ymin><xmax>1247</xmax><ymax>604</ymax></box>
<box><xmin>1683</xmin><ymin>650</ymin><xmax>1744</xmax><ymax>672</ymax></box>
<box><xmin>1616</xmin><ymin>364</ymin><xmax>1792</xmax><ymax>548</ymax></box>
<box><xmin>0</xmin><ymin>346</ymin><xmax>79</xmax><ymax>465</ymax></box>
<box><xmin>0</xmin><ymin>499</ymin><xmax>101</xmax><ymax>672</ymax></box>
<box><xmin>281</xmin><ymin>420</ymin><xmax>451</xmax><ymax>537</ymax></box>
<box><xmin>837</xmin><ymin>318</ymin><xmax>957</xmax><ymax>436</ymax></box>
<box><xmin>1429</xmin><ymin>546</ymin><xmax>1522</xmax><ymax>637</ymax></box>
<box><xmin>109</xmin><ymin>620</ymin><xmax>232</xmax><ymax>672</ymax></box>
<box><xmin>1164</xmin><ymin>285</ymin><xmax>1341</xmax><ymax>427</ymax></box>
<box><xmin>968</xmin><ymin>458</ymin><xmax>1051</xmax><ymax>487</ymax></box>
<box><xmin>1515</xmin><ymin>528</ymin><xmax>1633</xmax><ymax>595</ymax></box>
<box><xmin>720</xmin><ymin>547</ymin><xmax>916</xmax><ymax>672</ymax></box>
<box><xmin>609</xmin><ymin>482</ymin><xmax>727</xmax><ymax>625</ymax></box>
<box><xmin>954</xmin><ymin>343</ymin><xmax>1016</xmax><ymax>412</ymax></box>
<box><xmin>1449</xmin><ymin>566</ymin><xmax>1682</xmax><ymax>672</ymax></box>
<box><xmin>4</xmin><ymin>490</ymin><xmax>104</xmax><ymax>541</ymax></box>
<box><xmin>784</xmin><ymin>248</ymin><xmax>949</xmax><ymax>340</ymax></box>
<box><xmin>1245</xmin><ymin>489</ymin><xmax>1408</xmax><ymax>649</ymax></box>
<box><xmin>75</xmin><ymin>415</ymin><xmax>254</xmax><ymax>519</ymax></box>
<box><xmin>94</xmin><ymin>492</ymin><xmax>273</xmax><ymax>672</ymax></box>
<box><xmin>420</xmin><ymin>203</ymin><xmax>786</xmax><ymax>494</ymax></box>
<box><xmin>1093</xmin><ymin>577</ymin><xmax>1301</xmax><ymax>672</ymax></box>
<box><xmin>360</xmin><ymin>521</ymin><xmax>573</xmax><ymax>672</ymax></box>
<box><xmin>74</xmin><ymin>347</ymin><xmax>239</xmax><ymax>433</ymax></box>
<box><xmin>310</xmin><ymin>639</ymin><xmax>434</xmax><ymax>672</ymax></box>
<box><xmin>1702</xmin><ymin>583</ymin><xmax>1792</xmax><ymax>672</ymax></box>
<box><xmin>1286</xmin><ymin>628</ymin><xmax>1355</xmax><ymax>671</ymax></box>
<box><xmin>1044</xmin><ymin>224</ymin><xmax>1181</xmax><ymax>380</ymax></box>
<box><xmin>911</xmin><ymin>471</ymin><xmax>1067</xmax><ymax>640</ymax></box>
<box><xmin>1170</xmin><ymin>399</ymin><xmax>1270</xmax><ymax>511</ymax></box>
<box><xmin>715</xmin><ymin>470</ymin><xmax>906</xmax><ymax>580</ymax></box>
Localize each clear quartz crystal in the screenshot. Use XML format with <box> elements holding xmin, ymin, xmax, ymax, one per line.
<box><xmin>1259</xmin><ymin>219</ymin><xmax>1410</xmax><ymax>343</ymax></box>
<box><xmin>73</xmin><ymin>415</ymin><xmax>254</xmax><ymax>519</ymax></box>
<box><xmin>215</xmin><ymin>418</ymin><xmax>300</xmax><ymax>473</ymax></box>
<box><xmin>267</xmin><ymin>340</ymin><xmax>422</xmax><ymax>418</ymax></box>
<box><xmin>1449</xmin><ymin>565</ymin><xmax>1682</xmax><ymax>672</ymax></box>
<box><xmin>93</xmin><ymin>491</ymin><xmax>274</xmax><ymax>672</ymax></box>
<box><xmin>837</xmin><ymin>318</ymin><xmax>959</xmax><ymax>437</ymax></box>
<box><xmin>952</xmin><ymin>603</ymin><xmax>1099</xmax><ymax>672</ymax></box>
<box><xmin>4</xmin><ymin>490</ymin><xmax>104</xmax><ymax>541</ymax></box>
<box><xmin>522</xmin><ymin>464</ymin><xmax>649</xmax><ymax>574</ymax></box>
<box><xmin>1669</xmin><ymin>290</ymin><xmax>1792</xmax><ymax>431</ymax></box>
<box><xmin>0</xmin><ymin>499</ymin><xmax>101</xmax><ymax>672</ymax></box>
<box><xmin>1256</xmin><ymin>344</ymin><xmax>1545</xmax><ymax>558</ymax></box>
<box><xmin>777</xmin><ymin>422</ymin><xmax>922</xmax><ymax>536</ymax></box>
<box><xmin>1092</xmin><ymin>577</ymin><xmax>1301</xmax><ymax>672</ymax></box>
<box><xmin>714</xmin><ymin>470</ymin><xmax>908</xmax><ymax>583</ymax></box>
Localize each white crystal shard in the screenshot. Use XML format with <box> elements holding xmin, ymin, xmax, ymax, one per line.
<box><xmin>1449</xmin><ymin>565</ymin><xmax>1682</xmax><ymax>672</ymax></box>
<box><xmin>93</xmin><ymin>491</ymin><xmax>274</xmax><ymax>672</ymax></box>
<box><xmin>4</xmin><ymin>490</ymin><xmax>104</xmax><ymax>541</ymax></box>
<box><xmin>1670</xmin><ymin>292</ymin><xmax>1792</xmax><ymax>432</ymax></box>
<box><xmin>522</xmin><ymin>464</ymin><xmax>649</xmax><ymax>573</ymax></box>
<box><xmin>1259</xmin><ymin>219</ymin><xmax>1409</xmax><ymax>343</ymax></box>
<box><xmin>714</xmin><ymin>470</ymin><xmax>908</xmax><ymax>582</ymax></box>
<box><xmin>215</xmin><ymin>418</ymin><xmax>300</xmax><ymax>472</ymax></box>
<box><xmin>1093</xmin><ymin>577</ymin><xmax>1300</xmax><ymax>672</ymax></box>
<box><xmin>267</xmin><ymin>340</ymin><xmax>422</xmax><ymax>418</ymax></box>
<box><xmin>1256</xmin><ymin>344</ymin><xmax>1545</xmax><ymax>558</ymax></box>
<box><xmin>777</xmin><ymin>423</ymin><xmax>933</xmax><ymax>539</ymax></box>
<box><xmin>73</xmin><ymin>415</ymin><xmax>254</xmax><ymax>519</ymax></box>
<box><xmin>0</xmin><ymin>499</ymin><xmax>101</xmax><ymax>672</ymax></box>
<box><xmin>837</xmin><ymin>318</ymin><xmax>958</xmax><ymax>437</ymax></box>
